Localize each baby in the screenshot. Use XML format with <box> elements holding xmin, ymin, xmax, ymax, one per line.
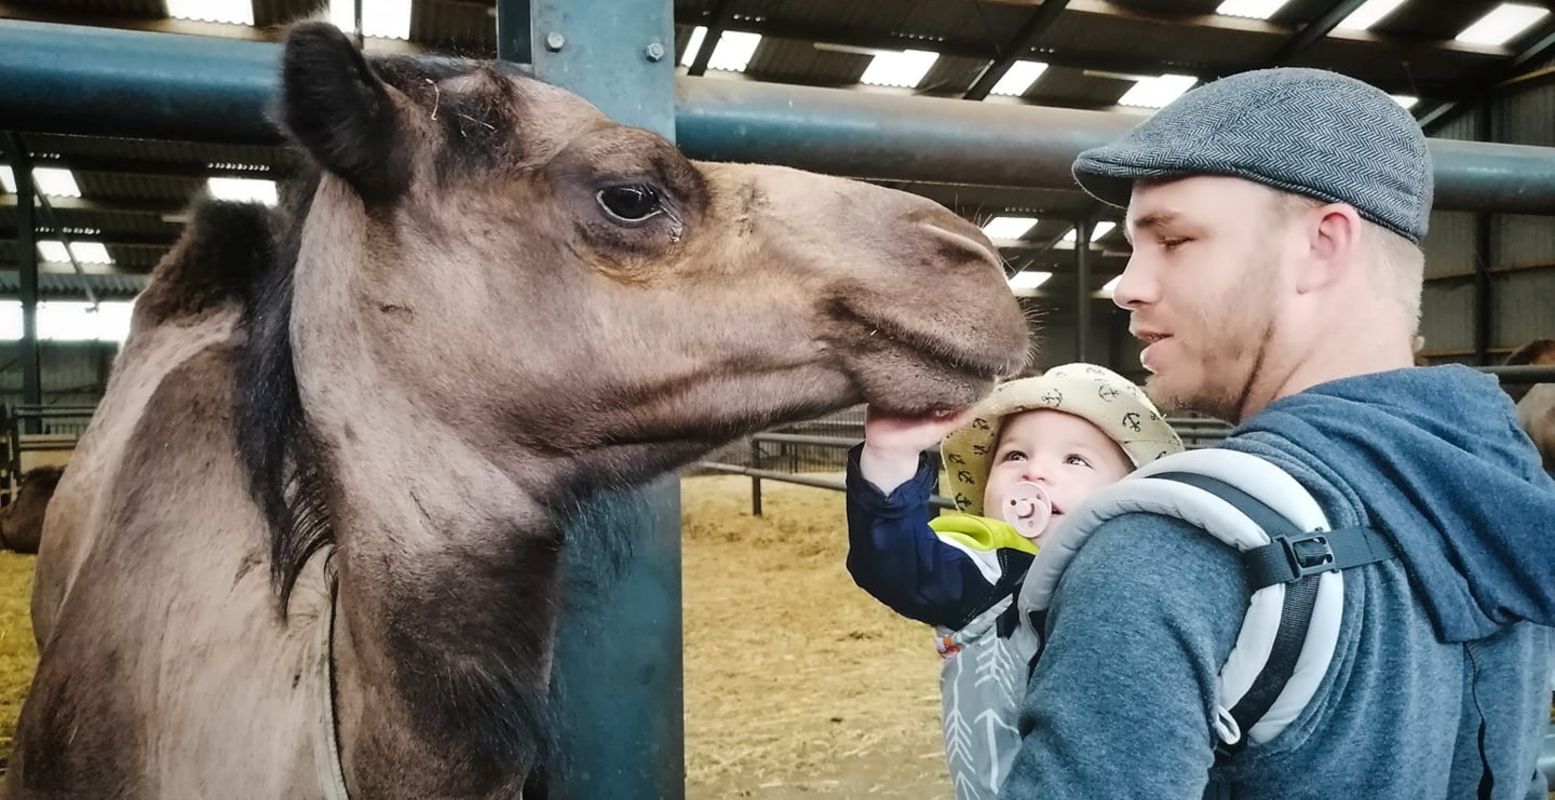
<box><xmin>844</xmin><ymin>363</ymin><xmax>1182</xmax><ymax>800</ymax></box>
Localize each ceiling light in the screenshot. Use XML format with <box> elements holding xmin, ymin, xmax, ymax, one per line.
<box><xmin>1390</xmin><ymin>94</ymin><xmax>1419</xmax><ymax>109</ymax></box>
<box><xmin>1063</xmin><ymin>221</ymin><xmax>1117</xmax><ymax>243</ymax></box>
<box><xmin>1335</xmin><ymin>0</ymin><xmax>1407</xmax><ymax>31</ymax></box>
<box><xmin>165</xmin><ymin>0</ymin><xmax>253</xmax><ymax>25</ymax></box>
<box><xmin>989</xmin><ymin>60</ymin><xmax>1049</xmax><ymax>96</ymax></box>
<box><xmin>1118</xmin><ymin>74</ymin><xmax>1198</xmax><ymax>109</ymax></box>
<box><xmin>36</xmin><ymin>240</ymin><xmax>113</xmax><ymax>265</ymax></box>
<box><xmin>328</xmin><ymin>0</ymin><xmax>411</xmax><ymax>41</ymax></box>
<box><xmin>1008</xmin><ymin>271</ymin><xmax>1052</xmax><ymax>295</ymax></box>
<box><xmin>679</xmin><ymin>26</ymin><xmax>763</xmax><ymax>72</ymax></box>
<box><xmin>1215</xmin><ymin>0</ymin><xmax>1291</xmax><ymax>20</ymax></box>
<box><xmin>32</xmin><ymin>167</ymin><xmax>81</xmax><ymax>198</ymax></box>
<box><xmin>860</xmin><ymin>49</ymin><xmax>940</xmax><ymax>89</ymax></box>
<box><xmin>1455</xmin><ymin>3</ymin><xmax>1549</xmax><ymax>46</ymax></box>
<box><xmin>207</xmin><ymin>177</ymin><xmax>278</xmax><ymax>205</ymax></box>
<box><xmin>982</xmin><ymin>216</ymin><xmax>1038</xmax><ymax>241</ymax></box>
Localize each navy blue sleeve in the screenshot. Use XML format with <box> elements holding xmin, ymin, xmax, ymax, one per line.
<box><xmin>844</xmin><ymin>443</ymin><xmax>1009</xmax><ymax>629</ymax></box>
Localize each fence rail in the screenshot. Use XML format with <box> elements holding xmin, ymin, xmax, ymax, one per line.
<box><xmin>695</xmin><ymin>361</ymin><xmax>1555</xmax><ymax>514</ymax></box>
<box><xmin>0</xmin><ymin>403</ymin><xmax>96</xmax><ymax>505</ymax></box>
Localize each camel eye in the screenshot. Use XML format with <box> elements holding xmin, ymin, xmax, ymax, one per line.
<box><xmin>597</xmin><ymin>184</ymin><xmax>663</xmax><ymax>224</ymax></box>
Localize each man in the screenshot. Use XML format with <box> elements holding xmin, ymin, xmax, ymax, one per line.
<box><xmin>998</xmin><ymin>68</ymin><xmax>1555</xmax><ymax>799</ymax></box>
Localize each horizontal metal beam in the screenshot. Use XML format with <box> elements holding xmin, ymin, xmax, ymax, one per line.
<box><xmin>7</xmin><ymin>21</ymin><xmax>1555</xmax><ymax>214</ymax></box>
<box><xmin>0</xmin><ymin>194</ymin><xmax>187</xmax><ymax>215</ymax></box>
<box><xmin>676</xmin><ymin>78</ymin><xmax>1555</xmax><ymax>214</ymax></box>
<box><xmin>695</xmin><ymin>461</ymin><xmax>959</xmax><ymax>509</ymax></box>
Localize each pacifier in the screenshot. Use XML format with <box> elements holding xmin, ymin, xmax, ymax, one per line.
<box><xmin>1001</xmin><ymin>482</ymin><xmax>1052</xmax><ymax>541</ymax></box>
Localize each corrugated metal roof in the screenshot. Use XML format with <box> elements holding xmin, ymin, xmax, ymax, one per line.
<box><xmin>36</xmin><ymin>0</ymin><xmax>165</xmax><ymax>16</ymax></box>
<box><xmin>23</xmin><ymin>134</ymin><xmax>286</xmax><ymax>171</ymax></box>
<box><xmin>253</xmin><ymin>0</ymin><xmax>323</xmax><ymax>29</ymax></box>
<box><xmin>413</xmin><ymin>0</ymin><xmax>495</xmax><ymax>56</ymax></box>
<box><xmin>746</xmin><ymin>39</ymin><xmax>872</xmax><ymax>86</ymax></box>
<box><xmin>0</xmin><ymin>263</ymin><xmax>149</xmax><ymax>299</ymax></box>
<box><xmin>73</xmin><ymin>172</ymin><xmax>206</xmax><ymax>203</ymax></box>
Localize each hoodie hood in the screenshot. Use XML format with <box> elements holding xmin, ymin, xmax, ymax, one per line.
<box><xmin>1223</xmin><ymin>365</ymin><xmax>1555</xmax><ymax>643</ymax></box>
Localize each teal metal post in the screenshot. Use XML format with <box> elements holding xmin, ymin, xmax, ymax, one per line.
<box><xmin>496</xmin><ymin>2</ymin><xmax>684</xmax><ymax>798</ymax></box>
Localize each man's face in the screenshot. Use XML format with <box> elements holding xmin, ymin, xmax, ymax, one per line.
<box><xmin>1114</xmin><ymin>176</ymin><xmax>1295</xmax><ymax>421</ymax></box>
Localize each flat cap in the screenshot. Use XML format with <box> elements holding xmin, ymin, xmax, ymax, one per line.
<box><xmin>1073</xmin><ymin>68</ymin><xmax>1434</xmax><ymax>243</ymax></box>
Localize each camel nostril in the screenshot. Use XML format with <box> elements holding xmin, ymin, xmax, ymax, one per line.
<box><xmin>919</xmin><ymin>221</ymin><xmax>1005</xmax><ymax>275</ymax></box>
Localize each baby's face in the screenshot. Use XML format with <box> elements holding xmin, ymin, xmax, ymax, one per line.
<box><xmin>982</xmin><ymin>409</ymin><xmax>1132</xmax><ymax>547</ymax></box>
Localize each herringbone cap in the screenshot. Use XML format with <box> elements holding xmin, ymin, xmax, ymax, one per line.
<box><xmin>1073</xmin><ymin>68</ymin><xmax>1433</xmax><ymax>243</ymax></box>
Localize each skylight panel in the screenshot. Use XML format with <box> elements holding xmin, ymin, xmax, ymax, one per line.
<box><xmin>1101</xmin><ymin>275</ymin><xmax>1123</xmax><ymax>296</ymax></box>
<box><xmin>36</xmin><ymin>240</ymin><xmax>113</xmax><ymax>265</ymax></box>
<box><xmin>1063</xmin><ymin>221</ymin><xmax>1117</xmax><ymax>243</ymax></box>
<box><xmin>1455</xmin><ymin>3</ymin><xmax>1549</xmax><ymax>46</ymax></box>
<box><xmin>1335</xmin><ymin>0</ymin><xmax>1407</xmax><ymax>32</ymax></box>
<box><xmin>32</xmin><ymin>167</ymin><xmax>81</xmax><ymax>198</ymax></box>
<box><xmin>679</xmin><ymin>27</ymin><xmax>763</xmax><ymax>72</ymax></box>
<box><xmin>207</xmin><ymin>177</ymin><xmax>278</xmax><ymax>206</ymax></box>
<box><xmin>982</xmin><ymin>216</ymin><xmax>1038</xmax><ymax>241</ymax></box>
<box><xmin>1008</xmin><ymin>271</ymin><xmax>1052</xmax><ymax>295</ymax></box>
<box><xmin>989</xmin><ymin>60</ymin><xmax>1049</xmax><ymax>97</ymax></box>
<box><xmin>1215</xmin><ymin>0</ymin><xmax>1291</xmax><ymax>20</ymax></box>
<box><xmin>1118</xmin><ymin>74</ymin><xmax>1198</xmax><ymax>109</ymax></box>
<box><xmin>165</xmin><ymin>0</ymin><xmax>253</xmax><ymax>25</ymax></box>
<box><xmin>860</xmin><ymin>49</ymin><xmax>940</xmax><ymax>89</ymax></box>
<box><xmin>1390</xmin><ymin>94</ymin><xmax>1419</xmax><ymax>109</ymax></box>
<box><xmin>328</xmin><ymin>0</ymin><xmax>412</xmax><ymax>41</ymax></box>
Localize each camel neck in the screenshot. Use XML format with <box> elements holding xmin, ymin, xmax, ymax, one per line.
<box><xmin>311</xmin><ymin>398</ymin><xmax>561</xmax><ymax>799</ymax></box>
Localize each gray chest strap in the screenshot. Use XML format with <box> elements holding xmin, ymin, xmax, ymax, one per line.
<box><xmin>1016</xmin><ymin>448</ymin><xmax>1396</xmax><ymax>753</ymax></box>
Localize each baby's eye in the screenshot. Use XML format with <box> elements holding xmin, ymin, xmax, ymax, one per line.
<box><xmin>1001</xmin><ymin>450</ymin><xmax>1027</xmax><ymax>463</ymax></box>
<box><xmin>1065</xmin><ymin>454</ymin><xmax>1093</xmax><ymax>468</ymax></box>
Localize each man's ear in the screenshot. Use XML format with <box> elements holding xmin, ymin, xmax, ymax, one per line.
<box><xmin>279</xmin><ymin>22</ymin><xmax>411</xmax><ymax>203</ymax></box>
<box><xmin>1297</xmin><ymin>203</ymin><xmax>1361</xmax><ymax>294</ymax></box>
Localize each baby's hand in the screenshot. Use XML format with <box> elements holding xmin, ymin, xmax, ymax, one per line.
<box><xmin>858</xmin><ymin>406</ymin><xmax>975</xmax><ymax>494</ymax></box>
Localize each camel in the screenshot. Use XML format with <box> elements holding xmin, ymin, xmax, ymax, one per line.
<box><xmin>0</xmin><ymin>466</ymin><xmax>63</xmax><ymax>554</ymax></box>
<box><xmin>5</xmin><ymin>23</ymin><xmax>1029</xmax><ymax>800</ymax></box>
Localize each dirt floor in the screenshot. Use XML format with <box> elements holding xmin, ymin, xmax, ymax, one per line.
<box><xmin>0</xmin><ymin>477</ymin><xmax>949</xmax><ymax>797</ymax></box>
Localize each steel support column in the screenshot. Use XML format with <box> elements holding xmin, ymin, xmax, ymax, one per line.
<box><xmin>1473</xmin><ymin>104</ymin><xmax>1494</xmax><ymax>365</ymax></box>
<box><xmin>3</xmin><ymin>133</ymin><xmax>42</xmax><ymax>424</ymax></box>
<box><xmin>963</xmin><ymin>0</ymin><xmax>1069</xmax><ymax>101</ymax></box>
<box><xmin>1075</xmin><ymin>219</ymin><xmax>1091</xmax><ymax>362</ymax></box>
<box><xmin>686</xmin><ymin>0</ymin><xmax>738</xmax><ymax>78</ymax></box>
<box><xmin>496</xmin><ymin>2</ymin><xmax>683</xmax><ymax>798</ymax></box>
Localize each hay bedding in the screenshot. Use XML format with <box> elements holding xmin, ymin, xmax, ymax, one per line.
<box><xmin>1</xmin><ymin>552</ymin><xmax>36</xmax><ymax>766</ymax></box>
<box><xmin>0</xmin><ymin>482</ymin><xmax>950</xmax><ymax>796</ymax></box>
<box><xmin>682</xmin><ymin>475</ymin><xmax>951</xmax><ymax>798</ymax></box>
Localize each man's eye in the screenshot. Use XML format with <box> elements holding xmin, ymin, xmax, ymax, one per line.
<box><xmin>1161</xmin><ymin>237</ymin><xmax>1189</xmax><ymax>252</ymax></box>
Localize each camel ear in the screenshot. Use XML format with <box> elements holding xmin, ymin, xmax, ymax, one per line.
<box><xmin>280</xmin><ymin>22</ymin><xmax>410</xmax><ymax>203</ymax></box>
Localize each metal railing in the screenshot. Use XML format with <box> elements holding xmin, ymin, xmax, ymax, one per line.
<box><xmin>693</xmin><ymin>362</ymin><xmax>1555</xmax><ymax>515</ymax></box>
<box><xmin>0</xmin><ymin>403</ymin><xmax>95</xmax><ymax>505</ymax></box>
<box><xmin>695</xmin><ymin>416</ymin><xmax>1239</xmax><ymax>516</ymax></box>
